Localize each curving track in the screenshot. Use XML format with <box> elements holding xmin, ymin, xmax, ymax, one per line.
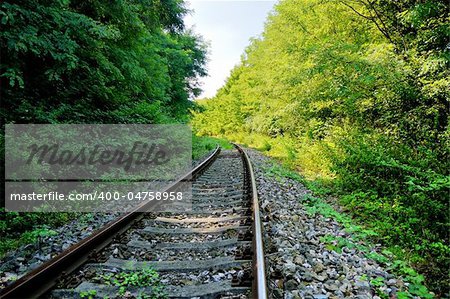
<box><xmin>0</xmin><ymin>145</ymin><xmax>267</xmax><ymax>299</ymax></box>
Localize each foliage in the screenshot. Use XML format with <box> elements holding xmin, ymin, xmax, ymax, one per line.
<box><xmin>192</xmin><ymin>0</ymin><xmax>449</xmax><ymax>294</ymax></box>
<box><xmin>79</xmin><ymin>290</ymin><xmax>97</xmax><ymax>299</ymax></box>
<box><xmin>1</xmin><ymin>0</ymin><xmax>207</xmax><ymax>124</ymax></box>
<box><xmin>95</xmin><ymin>267</ymin><xmax>167</xmax><ymax>299</ymax></box>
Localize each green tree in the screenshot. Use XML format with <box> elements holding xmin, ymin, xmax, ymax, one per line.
<box><xmin>1</xmin><ymin>0</ymin><xmax>207</xmax><ymax>124</ymax></box>
<box><xmin>192</xmin><ymin>0</ymin><xmax>449</xmax><ymax>293</ymax></box>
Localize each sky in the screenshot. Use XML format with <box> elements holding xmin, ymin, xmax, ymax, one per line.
<box><xmin>184</xmin><ymin>1</ymin><xmax>276</xmax><ymax>99</ymax></box>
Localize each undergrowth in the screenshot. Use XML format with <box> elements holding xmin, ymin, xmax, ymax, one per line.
<box><xmin>0</xmin><ymin>211</ymin><xmax>85</xmax><ymax>257</ymax></box>
<box><xmin>92</xmin><ymin>267</ymin><xmax>167</xmax><ymax>299</ymax></box>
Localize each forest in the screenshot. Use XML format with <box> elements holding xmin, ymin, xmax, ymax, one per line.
<box><xmin>1</xmin><ymin>0</ymin><xmax>207</xmax><ymax>124</ymax></box>
<box><xmin>192</xmin><ymin>0</ymin><xmax>449</xmax><ymax>294</ymax></box>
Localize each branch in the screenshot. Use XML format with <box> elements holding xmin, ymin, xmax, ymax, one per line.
<box><xmin>339</xmin><ymin>1</ymin><xmax>372</xmax><ymax>20</ymax></box>
<box><xmin>365</xmin><ymin>0</ymin><xmax>395</xmax><ymax>45</ymax></box>
<box><xmin>339</xmin><ymin>0</ymin><xmax>394</xmax><ymax>45</ymax></box>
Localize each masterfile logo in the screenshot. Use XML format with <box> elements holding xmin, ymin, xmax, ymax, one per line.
<box><xmin>5</xmin><ymin>124</ymin><xmax>192</xmax><ymax>212</ymax></box>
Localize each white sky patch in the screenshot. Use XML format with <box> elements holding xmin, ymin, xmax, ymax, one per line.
<box><xmin>185</xmin><ymin>1</ymin><xmax>276</xmax><ymax>98</ymax></box>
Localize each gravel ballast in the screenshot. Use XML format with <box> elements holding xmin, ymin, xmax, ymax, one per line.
<box><xmin>246</xmin><ymin>148</ymin><xmax>427</xmax><ymax>299</ymax></box>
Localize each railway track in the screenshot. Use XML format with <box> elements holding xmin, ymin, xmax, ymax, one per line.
<box><xmin>1</xmin><ymin>145</ymin><xmax>267</xmax><ymax>299</ymax></box>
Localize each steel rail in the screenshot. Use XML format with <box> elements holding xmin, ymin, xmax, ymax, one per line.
<box><xmin>235</xmin><ymin>144</ymin><xmax>268</xmax><ymax>299</ymax></box>
<box><xmin>0</xmin><ymin>146</ymin><xmax>221</xmax><ymax>299</ymax></box>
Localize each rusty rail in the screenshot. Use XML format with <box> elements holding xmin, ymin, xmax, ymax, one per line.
<box><xmin>235</xmin><ymin>144</ymin><xmax>268</xmax><ymax>299</ymax></box>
